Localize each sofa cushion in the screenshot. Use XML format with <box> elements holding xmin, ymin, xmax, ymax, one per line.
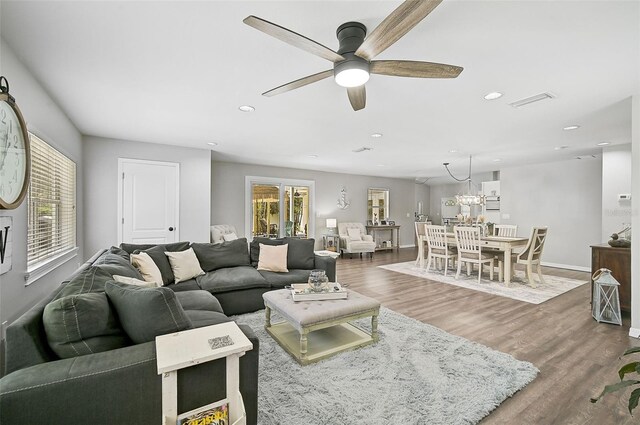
<box><xmin>165</xmin><ymin>279</ymin><xmax>201</xmax><ymax>292</ymax></box>
<box><xmin>133</xmin><ymin>243</ymin><xmax>191</xmax><ymax>286</ymax></box>
<box><xmin>43</xmin><ymin>292</ymin><xmax>129</xmax><ymax>359</ymax></box>
<box><xmin>105</xmin><ymin>281</ymin><xmax>192</xmax><ymax>344</ymax></box>
<box><xmin>119</xmin><ymin>241</ymin><xmax>190</xmax><ymax>255</ymax></box>
<box><xmin>258</xmin><ymin>269</ymin><xmax>313</xmax><ymax>289</ymax></box>
<box><xmin>175</xmin><ymin>290</ymin><xmax>224</xmax><ymax>313</ymax></box>
<box><xmin>250</xmin><ymin>237</ymin><xmax>284</xmax><ymax>267</ymax></box>
<box><xmin>283</xmin><ymin>237</ymin><xmax>315</xmax><ymax>269</ymax></box>
<box><xmin>191</xmin><ymin>238</ymin><xmax>251</xmax><ymax>272</ymax></box>
<box><xmin>184</xmin><ymin>310</ymin><xmax>231</xmax><ymax>328</ymax></box>
<box><xmin>165</xmin><ymin>248</ymin><xmax>205</xmax><ymax>283</ymax></box>
<box><xmin>107</xmin><ymin>245</ymin><xmax>130</xmax><ymax>261</ymax></box>
<box><xmin>196</xmin><ymin>266</ymin><xmax>270</xmax><ymax>293</ymax></box>
<box><xmin>130</xmin><ymin>252</ymin><xmax>164</xmax><ymax>285</ymax></box>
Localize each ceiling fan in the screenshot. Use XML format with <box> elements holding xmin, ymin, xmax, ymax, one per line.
<box><xmin>243</xmin><ymin>0</ymin><xmax>463</xmax><ymax>111</ymax></box>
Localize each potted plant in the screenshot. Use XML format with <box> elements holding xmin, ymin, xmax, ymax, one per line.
<box><xmin>590</xmin><ymin>346</ymin><xmax>640</xmax><ymax>414</ymax></box>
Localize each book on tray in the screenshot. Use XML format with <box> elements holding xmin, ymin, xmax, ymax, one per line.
<box><xmin>176</xmin><ymin>398</ymin><xmax>228</xmax><ymax>425</ymax></box>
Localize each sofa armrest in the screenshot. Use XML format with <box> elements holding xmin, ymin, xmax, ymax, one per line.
<box><xmin>1</xmin><ymin>325</ymin><xmax>260</xmax><ymax>425</ymax></box>
<box><xmin>314</xmin><ymin>255</ymin><xmax>336</xmax><ymax>282</ymax></box>
<box><xmin>363</xmin><ymin>235</ymin><xmax>374</xmax><ymax>242</ymax></box>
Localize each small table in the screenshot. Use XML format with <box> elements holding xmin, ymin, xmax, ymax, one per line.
<box><xmin>323</xmin><ymin>233</ymin><xmax>340</xmax><ymax>252</ymax></box>
<box><xmin>263</xmin><ymin>289</ymin><xmax>380</xmax><ymax>365</ymax></box>
<box><xmin>156</xmin><ymin>322</ymin><xmax>253</xmax><ymax>425</ymax></box>
<box><xmin>366</xmin><ymin>225</ymin><xmax>401</xmax><ymax>251</ymax></box>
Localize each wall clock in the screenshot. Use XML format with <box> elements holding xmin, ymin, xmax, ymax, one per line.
<box><xmin>0</xmin><ymin>76</ymin><xmax>31</xmax><ymax>210</ymax></box>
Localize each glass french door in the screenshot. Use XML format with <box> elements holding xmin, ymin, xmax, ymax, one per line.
<box><xmin>248</xmin><ymin>178</ymin><xmax>314</xmax><ymax>239</ymax></box>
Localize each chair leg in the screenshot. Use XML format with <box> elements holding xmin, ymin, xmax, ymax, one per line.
<box><xmin>498</xmin><ymin>260</ymin><xmax>504</xmax><ymax>283</ymax></box>
<box><xmin>455</xmin><ymin>256</ymin><xmax>462</xmax><ymax>279</ymax></box>
<box><xmin>466</xmin><ymin>262</ymin><xmax>472</xmax><ymax>276</ymax></box>
<box><xmin>426</xmin><ymin>254</ymin><xmax>432</xmax><ymax>274</ymax></box>
<box><xmin>526</xmin><ymin>263</ymin><xmax>536</xmax><ymax>288</ymax></box>
<box><xmin>536</xmin><ymin>263</ymin><xmax>545</xmax><ymax>285</ymax></box>
<box><xmin>489</xmin><ymin>260</ymin><xmax>494</xmax><ymax>281</ymax></box>
<box><xmin>477</xmin><ymin>263</ymin><xmax>482</xmax><ymax>284</ymax></box>
<box><xmin>443</xmin><ymin>257</ymin><xmax>448</xmax><ymax>277</ymax></box>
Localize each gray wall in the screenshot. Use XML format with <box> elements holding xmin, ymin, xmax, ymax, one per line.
<box><xmin>211</xmin><ymin>161</ymin><xmax>419</xmax><ymax>249</ymax></box>
<box><xmin>0</xmin><ymin>40</ymin><xmax>84</xmax><ymax>330</ymax></box>
<box><xmin>601</xmin><ymin>144</ymin><xmax>632</xmax><ymax>241</ymax></box>
<box><xmin>83</xmin><ymin>137</ymin><xmax>211</xmax><ymax>256</ymax></box>
<box><xmin>427</xmin><ymin>172</ymin><xmax>493</xmax><ymax>224</ymax></box>
<box><xmin>500</xmin><ymin>158</ymin><xmax>602</xmax><ymax>269</ymax></box>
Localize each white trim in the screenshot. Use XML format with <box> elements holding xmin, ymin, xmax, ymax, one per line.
<box><xmin>400</xmin><ymin>244</ymin><xmax>416</xmax><ymax>249</ymax></box>
<box><xmin>244</xmin><ymin>176</ymin><xmax>316</xmax><ymax>240</ymax></box>
<box><xmin>25</xmin><ymin>247</ymin><xmax>78</xmax><ymax>286</ymax></box>
<box><xmin>541</xmin><ymin>261</ymin><xmax>590</xmax><ymax>272</ymax></box>
<box><xmin>117</xmin><ymin>158</ymin><xmax>180</xmax><ymax>244</ymax></box>
<box><xmin>629</xmin><ymin>328</ymin><xmax>640</xmax><ymax>339</ymax></box>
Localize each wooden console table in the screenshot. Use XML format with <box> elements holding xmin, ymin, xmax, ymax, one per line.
<box><xmin>590</xmin><ymin>244</ymin><xmax>631</xmax><ymax>313</ymax></box>
<box><xmin>366</xmin><ymin>225</ymin><xmax>400</xmax><ymax>251</ymax></box>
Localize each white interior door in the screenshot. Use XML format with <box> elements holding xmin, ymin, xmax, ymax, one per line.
<box><xmin>119</xmin><ymin>159</ymin><xmax>179</xmax><ymax>244</ymax></box>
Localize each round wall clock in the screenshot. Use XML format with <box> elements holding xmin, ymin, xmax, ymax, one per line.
<box><xmin>0</xmin><ymin>76</ymin><xmax>31</xmax><ymax>210</ymax></box>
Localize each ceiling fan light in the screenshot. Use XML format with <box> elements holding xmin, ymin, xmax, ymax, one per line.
<box><xmin>335</xmin><ymin>68</ymin><xmax>370</xmax><ymax>88</ymax></box>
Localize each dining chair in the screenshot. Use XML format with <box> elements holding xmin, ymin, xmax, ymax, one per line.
<box><xmin>425</xmin><ymin>225</ymin><xmax>456</xmax><ymax>276</ymax></box>
<box><xmin>500</xmin><ymin>226</ymin><xmax>548</xmax><ymax>287</ymax></box>
<box><xmin>493</xmin><ymin>224</ymin><xmax>518</xmax><ymax>237</ymax></box>
<box><xmin>454</xmin><ymin>226</ymin><xmax>495</xmax><ymax>283</ymax></box>
<box><xmin>414</xmin><ymin>222</ymin><xmax>428</xmax><ymax>266</ymax></box>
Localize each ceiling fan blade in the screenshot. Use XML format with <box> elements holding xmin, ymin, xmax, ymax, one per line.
<box><xmin>262</xmin><ymin>70</ymin><xmax>334</xmax><ymax>97</ymax></box>
<box><xmin>370</xmin><ymin>60</ymin><xmax>463</xmax><ymax>78</ymax></box>
<box><xmin>244</xmin><ymin>16</ymin><xmax>345</xmax><ymax>63</ymax></box>
<box><xmin>355</xmin><ymin>0</ymin><xmax>443</xmax><ymax>61</ymax></box>
<box><xmin>347</xmin><ymin>86</ymin><xmax>366</xmax><ymax>111</ymax></box>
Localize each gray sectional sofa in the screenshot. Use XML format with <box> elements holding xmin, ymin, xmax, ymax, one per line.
<box><xmin>0</xmin><ymin>237</ymin><xmax>336</xmax><ymax>425</ymax></box>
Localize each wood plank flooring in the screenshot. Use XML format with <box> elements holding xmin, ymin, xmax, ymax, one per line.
<box><xmin>336</xmin><ymin>248</ymin><xmax>639</xmax><ymax>425</ymax></box>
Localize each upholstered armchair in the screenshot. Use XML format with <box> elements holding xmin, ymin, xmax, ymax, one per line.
<box><xmin>210</xmin><ymin>224</ymin><xmax>238</xmax><ymax>244</ymax></box>
<box><xmin>338</xmin><ymin>222</ymin><xmax>376</xmax><ymax>259</ymax></box>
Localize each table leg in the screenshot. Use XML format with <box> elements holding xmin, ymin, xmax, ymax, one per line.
<box><xmin>371</xmin><ymin>314</ymin><xmax>379</xmax><ymax>342</ymax></box>
<box><xmin>227</xmin><ymin>354</ymin><xmax>244</xmax><ymax>425</ymax></box>
<box><xmin>265</xmin><ymin>306</ymin><xmax>271</xmax><ymax>328</ymax></box>
<box><xmin>504</xmin><ymin>246</ymin><xmax>513</xmax><ymax>287</ymax></box>
<box><xmin>161</xmin><ymin>371</ymin><xmax>177</xmax><ymax>425</ymax></box>
<box><xmin>300</xmin><ymin>331</ymin><xmax>308</xmax><ymax>361</ymax></box>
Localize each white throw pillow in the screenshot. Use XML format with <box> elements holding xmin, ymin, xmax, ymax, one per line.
<box><xmin>130</xmin><ymin>252</ymin><xmax>164</xmax><ymax>285</ymax></box>
<box><xmin>257</xmin><ymin>243</ymin><xmax>289</xmax><ymax>273</ymax></box>
<box><xmin>113</xmin><ymin>274</ymin><xmax>159</xmax><ymax>288</ymax></box>
<box><xmin>164</xmin><ymin>248</ymin><xmax>205</xmax><ymax>283</ymax></box>
<box><xmin>347</xmin><ymin>228</ymin><xmax>362</xmax><ymax>241</ymax></box>
<box><xmin>222</xmin><ymin>232</ymin><xmax>238</xmax><ymax>241</ymax></box>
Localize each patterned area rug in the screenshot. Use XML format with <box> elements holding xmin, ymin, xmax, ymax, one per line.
<box><xmin>234</xmin><ymin>307</ymin><xmax>539</xmax><ymax>425</ymax></box>
<box><xmin>379</xmin><ymin>261</ymin><xmax>587</xmax><ymax>304</ymax></box>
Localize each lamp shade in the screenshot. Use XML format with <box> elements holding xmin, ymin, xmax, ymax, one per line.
<box><xmin>326</xmin><ymin>218</ymin><xmax>337</xmax><ymax>228</ymax></box>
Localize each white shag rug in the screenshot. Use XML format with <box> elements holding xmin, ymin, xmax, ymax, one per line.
<box><xmin>234</xmin><ymin>307</ymin><xmax>539</xmax><ymax>425</ymax></box>
<box><xmin>379</xmin><ymin>261</ymin><xmax>587</xmax><ymax>304</ymax></box>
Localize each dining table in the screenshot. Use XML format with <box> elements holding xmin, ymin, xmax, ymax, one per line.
<box><xmin>420</xmin><ymin>233</ymin><xmax>529</xmax><ymax>287</ymax></box>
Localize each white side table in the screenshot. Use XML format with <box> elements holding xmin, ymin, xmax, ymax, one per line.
<box><xmin>156</xmin><ymin>322</ymin><xmax>253</xmax><ymax>425</ymax></box>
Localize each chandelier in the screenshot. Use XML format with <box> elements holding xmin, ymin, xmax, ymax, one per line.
<box><xmin>443</xmin><ymin>156</ymin><xmax>486</xmax><ymax>206</ymax></box>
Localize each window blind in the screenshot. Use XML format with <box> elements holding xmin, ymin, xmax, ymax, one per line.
<box><xmin>27</xmin><ymin>133</ymin><xmax>76</xmax><ymax>268</ymax></box>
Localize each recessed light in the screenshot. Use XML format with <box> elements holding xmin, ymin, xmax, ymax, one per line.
<box><xmin>371</xmin><ymin>133</ymin><xmax>383</xmax><ymax>138</ymax></box>
<box><xmin>493</xmin><ymin>158</ymin><xmax>501</xmax><ymax>162</ymax></box>
<box><xmin>308</xmin><ymin>154</ymin><xmax>318</xmax><ymax>158</ymax></box>
<box><xmin>596</xmin><ymin>142</ymin><xmax>610</xmax><ymax>146</ymax></box>
<box><xmin>554</xmin><ymin>145</ymin><xmax>569</xmax><ymax>151</ymax></box>
<box><xmin>238</xmin><ymin>105</ymin><xmax>255</xmax><ymax>112</ymax></box>
<box><xmin>449</xmin><ymin>149</ymin><xmax>457</xmax><ymax>153</ymax></box>
<box><xmin>483</xmin><ymin>92</ymin><xmax>503</xmax><ymax>100</ymax></box>
<box><xmin>563</xmin><ymin>125</ymin><xmax>580</xmax><ymax>131</ymax></box>
<box><xmin>207</xmin><ymin>142</ymin><xmax>218</xmax><ymax>147</ymax></box>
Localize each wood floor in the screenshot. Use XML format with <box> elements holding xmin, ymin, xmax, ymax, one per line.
<box><xmin>336</xmin><ymin>248</ymin><xmax>639</xmax><ymax>425</ymax></box>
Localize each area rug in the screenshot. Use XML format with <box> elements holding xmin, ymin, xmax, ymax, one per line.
<box><xmin>379</xmin><ymin>261</ymin><xmax>587</xmax><ymax>304</ymax></box>
<box><xmin>234</xmin><ymin>307</ymin><xmax>539</xmax><ymax>425</ymax></box>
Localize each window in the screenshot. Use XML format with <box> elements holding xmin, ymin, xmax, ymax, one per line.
<box><xmin>27</xmin><ymin>133</ymin><xmax>76</xmax><ymax>270</ymax></box>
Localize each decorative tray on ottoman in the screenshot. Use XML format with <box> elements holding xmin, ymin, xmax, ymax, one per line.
<box><xmin>290</xmin><ymin>283</ymin><xmax>348</xmax><ymax>301</ymax></box>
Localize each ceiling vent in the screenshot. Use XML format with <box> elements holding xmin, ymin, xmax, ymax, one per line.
<box><xmin>575</xmin><ymin>154</ymin><xmax>598</xmax><ymax>160</ymax></box>
<box><xmin>509</xmin><ymin>92</ymin><xmax>556</xmax><ymax>108</ymax></box>
<box><xmin>352</xmin><ymin>147</ymin><xmax>373</xmax><ymax>153</ymax></box>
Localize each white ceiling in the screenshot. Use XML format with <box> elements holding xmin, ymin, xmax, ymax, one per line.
<box><xmin>1</xmin><ymin>1</ymin><xmax>638</xmax><ymax>180</ymax></box>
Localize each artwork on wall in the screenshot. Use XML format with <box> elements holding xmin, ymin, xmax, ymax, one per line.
<box><xmin>337</xmin><ymin>187</ymin><xmax>350</xmax><ymax>210</ymax></box>
<box><xmin>0</xmin><ymin>216</ymin><xmax>12</xmax><ymax>275</ymax></box>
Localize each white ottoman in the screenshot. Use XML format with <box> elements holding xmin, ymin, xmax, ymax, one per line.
<box><xmin>262</xmin><ymin>289</ymin><xmax>380</xmax><ymax>365</ymax></box>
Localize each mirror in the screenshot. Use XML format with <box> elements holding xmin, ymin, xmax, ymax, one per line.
<box><xmin>367</xmin><ymin>188</ymin><xmax>390</xmax><ymax>225</ymax></box>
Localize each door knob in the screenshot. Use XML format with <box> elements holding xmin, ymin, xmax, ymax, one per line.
<box><xmin>168</xmin><ymin>227</ymin><xmax>174</xmax><ymax>231</ymax></box>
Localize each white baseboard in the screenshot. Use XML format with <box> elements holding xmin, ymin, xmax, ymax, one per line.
<box><xmin>400</xmin><ymin>244</ymin><xmax>416</xmax><ymax>249</ymax></box>
<box><xmin>541</xmin><ymin>261</ymin><xmax>590</xmax><ymax>272</ymax></box>
<box><xmin>630</xmin><ymin>328</ymin><xmax>640</xmax><ymax>339</ymax></box>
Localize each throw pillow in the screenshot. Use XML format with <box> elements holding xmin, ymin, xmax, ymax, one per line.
<box><xmin>191</xmin><ymin>238</ymin><xmax>251</xmax><ymax>272</ymax></box>
<box><xmin>104</xmin><ymin>281</ymin><xmax>192</xmax><ymax>344</ymax></box>
<box><xmin>347</xmin><ymin>228</ymin><xmax>362</xmax><ymax>241</ymax></box>
<box><xmin>250</xmin><ymin>237</ymin><xmax>284</xmax><ymax>267</ymax></box>
<box><xmin>284</xmin><ymin>237</ymin><xmax>315</xmax><ymax>269</ymax></box>
<box><xmin>257</xmin><ymin>243</ymin><xmax>289</xmax><ymax>272</ymax></box>
<box><xmin>135</xmin><ymin>244</ymin><xmax>187</xmax><ymax>286</ymax></box>
<box><xmin>164</xmin><ymin>248</ymin><xmax>205</xmax><ymax>283</ymax></box>
<box><xmin>43</xmin><ymin>292</ymin><xmax>129</xmax><ymax>359</ymax></box>
<box><xmin>113</xmin><ymin>274</ymin><xmax>158</xmax><ymax>288</ymax></box>
<box><xmin>222</xmin><ymin>233</ymin><xmax>238</xmax><ymax>241</ymax></box>
<box><xmin>130</xmin><ymin>252</ymin><xmax>164</xmax><ymax>285</ymax></box>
